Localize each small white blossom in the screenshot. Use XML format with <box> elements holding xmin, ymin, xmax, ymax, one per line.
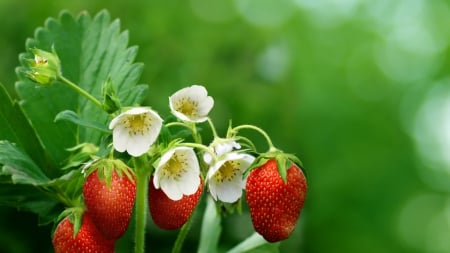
<box><xmin>109</xmin><ymin>107</ymin><xmax>162</xmax><ymax>157</ymax></box>
<box><xmin>207</xmin><ymin>152</ymin><xmax>255</xmax><ymax>203</ymax></box>
<box><xmin>169</xmin><ymin>85</ymin><xmax>214</xmax><ymax>122</ymax></box>
<box><xmin>153</xmin><ymin>147</ymin><xmax>201</xmax><ymax>201</ymax></box>
<box><xmin>203</xmin><ymin>138</ymin><xmax>241</xmax><ymax>164</ymax></box>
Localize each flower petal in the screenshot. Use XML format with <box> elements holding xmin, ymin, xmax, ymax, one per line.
<box><xmin>125</xmin><ymin>133</ymin><xmax>152</xmax><ymax>156</ymax></box>
<box><xmin>112</xmin><ymin>125</ymin><xmax>129</xmax><ymax>152</ymax></box>
<box><xmin>208</xmin><ymin>181</ymin><xmax>219</xmax><ymax>201</ymax></box>
<box><xmin>179</xmin><ymin>171</ymin><xmax>200</xmax><ymax>195</ymax></box>
<box><xmin>197</xmin><ymin>96</ymin><xmax>214</xmax><ymax>115</ymax></box>
<box><xmin>160</xmin><ymin>178</ymin><xmax>183</xmax><ymax>201</ymax></box>
<box><xmin>215</xmin><ymin>181</ymin><xmax>243</xmax><ymax>203</ymax></box>
<box><xmin>206</xmin><ymin>152</ymin><xmax>255</xmax><ymax>203</ymax></box>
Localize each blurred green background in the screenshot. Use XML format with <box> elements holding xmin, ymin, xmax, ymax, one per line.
<box><xmin>1</xmin><ymin>0</ymin><xmax>450</xmax><ymax>252</ymax></box>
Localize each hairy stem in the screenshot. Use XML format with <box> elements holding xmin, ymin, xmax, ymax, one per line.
<box><xmin>232</xmin><ymin>124</ymin><xmax>276</xmax><ymax>152</ymax></box>
<box><xmin>134</xmin><ymin>157</ymin><xmax>151</xmax><ymax>253</ymax></box>
<box><xmin>171</xmin><ymin>214</ymin><xmax>193</xmax><ymax>253</ymax></box>
<box><xmin>58</xmin><ymin>75</ymin><xmax>103</xmax><ymax>110</ymax></box>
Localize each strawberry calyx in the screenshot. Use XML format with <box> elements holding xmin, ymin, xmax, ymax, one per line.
<box><xmin>244</xmin><ymin>148</ymin><xmax>303</xmax><ymax>183</ymax></box>
<box><xmin>82</xmin><ymin>158</ymin><xmax>135</xmax><ymax>187</ymax></box>
<box><xmin>227</xmin><ymin>123</ymin><xmax>303</xmax><ymax>183</ymax></box>
<box><xmin>55</xmin><ymin>206</ymin><xmax>85</xmax><ymax>238</ymax></box>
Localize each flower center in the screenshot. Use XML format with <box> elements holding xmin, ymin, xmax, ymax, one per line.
<box><xmin>214</xmin><ymin>161</ymin><xmax>240</xmax><ymax>183</ymax></box>
<box><xmin>162</xmin><ymin>154</ymin><xmax>187</xmax><ymax>180</ymax></box>
<box><xmin>124</xmin><ymin>114</ymin><xmax>150</xmax><ymax>135</ymax></box>
<box><xmin>176</xmin><ymin>98</ymin><xmax>198</xmax><ymax>117</ymax></box>
<box><xmin>34</xmin><ymin>55</ymin><xmax>48</xmax><ymax>66</ymax></box>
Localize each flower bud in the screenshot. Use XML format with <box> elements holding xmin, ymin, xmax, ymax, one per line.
<box><xmin>27</xmin><ymin>48</ymin><xmax>61</xmax><ymax>86</ymax></box>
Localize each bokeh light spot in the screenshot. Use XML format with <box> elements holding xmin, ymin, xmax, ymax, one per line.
<box><xmin>412</xmin><ymin>82</ymin><xmax>450</xmax><ymax>192</ymax></box>
<box><xmin>233</xmin><ymin>0</ymin><xmax>297</xmax><ymax>28</ymax></box>
<box><xmin>189</xmin><ymin>0</ymin><xmax>237</xmax><ymax>23</ymax></box>
<box><xmin>396</xmin><ymin>193</ymin><xmax>450</xmax><ymax>252</ymax></box>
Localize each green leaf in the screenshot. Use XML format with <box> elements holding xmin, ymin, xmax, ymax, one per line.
<box><xmin>0</xmin><ymin>183</ymin><xmax>61</xmax><ymax>224</ymax></box>
<box><xmin>198</xmin><ymin>196</ymin><xmax>222</xmax><ymax>253</ymax></box>
<box><xmin>0</xmin><ymin>83</ymin><xmax>49</xmax><ymax>172</ymax></box>
<box><xmin>227</xmin><ymin>233</ymin><xmax>279</xmax><ymax>253</ymax></box>
<box><xmin>0</xmin><ymin>140</ymin><xmax>62</xmax><ymax>223</ymax></box>
<box><xmin>15</xmin><ymin>10</ymin><xmax>148</xmax><ymax>173</ymax></box>
<box><xmin>0</xmin><ymin>141</ymin><xmax>49</xmax><ymax>185</ymax></box>
<box><xmin>55</xmin><ymin>110</ymin><xmax>110</xmax><ymax>134</ymax></box>
<box><xmin>44</xmin><ymin>169</ymin><xmax>85</xmax><ymax>202</ymax></box>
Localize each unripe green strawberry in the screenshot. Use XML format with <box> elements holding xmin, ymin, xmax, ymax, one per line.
<box><xmin>246</xmin><ymin>159</ymin><xmax>307</xmax><ymax>242</ymax></box>
<box><xmin>83</xmin><ymin>168</ymin><xmax>136</xmax><ymax>240</ymax></box>
<box><xmin>148</xmin><ymin>176</ymin><xmax>203</xmax><ymax>230</ymax></box>
<box><xmin>52</xmin><ymin>213</ymin><xmax>115</xmax><ymax>253</ymax></box>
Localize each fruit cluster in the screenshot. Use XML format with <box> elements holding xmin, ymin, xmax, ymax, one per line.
<box><xmin>28</xmin><ymin>49</ymin><xmax>307</xmax><ymax>252</ymax></box>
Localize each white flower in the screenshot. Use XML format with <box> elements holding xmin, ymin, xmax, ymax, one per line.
<box><xmin>169</xmin><ymin>85</ymin><xmax>214</xmax><ymax>122</ymax></box>
<box><xmin>153</xmin><ymin>147</ymin><xmax>201</xmax><ymax>201</ymax></box>
<box><xmin>203</xmin><ymin>138</ymin><xmax>241</xmax><ymax>164</ymax></box>
<box><xmin>207</xmin><ymin>152</ymin><xmax>255</xmax><ymax>203</ymax></box>
<box><xmin>109</xmin><ymin>107</ymin><xmax>163</xmax><ymax>157</ymax></box>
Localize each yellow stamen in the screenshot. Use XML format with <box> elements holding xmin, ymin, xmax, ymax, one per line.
<box><xmin>123</xmin><ymin>114</ymin><xmax>150</xmax><ymax>135</ymax></box>
<box><xmin>162</xmin><ymin>154</ymin><xmax>188</xmax><ymax>180</ymax></box>
<box><xmin>176</xmin><ymin>97</ymin><xmax>198</xmax><ymax>117</ymax></box>
<box><xmin>34</xmin><ymin>55</ymin><xmax>48</xmax><ymax>66</ymax></box>
<box><xmin>214</xmin><ymin>161</ymin><xmax>240</xmax><ymax>183</ymax></box>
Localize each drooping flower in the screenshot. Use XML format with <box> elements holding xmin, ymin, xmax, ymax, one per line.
<box><xmin>169</xmin><ymin>85</ymin><xmax>214</xmax><ymax>123</ymax></box>
<box><xmin>203</xmin><ymin>137</ymin><xmax>241</xmax><ymax>165</ymax></box>
<box><xmin>27</xmin><ymin>48</ymin><xmax>61</xmax><ymax>86</ymax></box>
<box><xmin>109</xmin><ymin>107</ymin><xmax>163</xmax><ymax>157</ymax></box>
<box><xmin>153</xmin><ymin>147</ymin><xmax>201</xmax><ymax>201</ymax></box>
<box><xmin>207</xmin><ymin>152</ymin><xmax>255</xmax><ymax>203</ymax></box>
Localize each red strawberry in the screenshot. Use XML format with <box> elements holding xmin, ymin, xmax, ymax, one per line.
<box><xmin>246</xmin><ymin>159</ymin><xmax>307</xmax><ymax>242</ymax></box>
<box><xmin>83</xmin><ymin>168</ymin><xmax>136</xmax><ymax>240</ymax></box>
<box><xmin>148</xmin><ymin>176</ymin><xmax>203</xmax><ymax>229</ymax></box>
<box><xmin>52</xmin><ymin>213</ymin><xmax>115</xmax><ymax>253</ymax></box>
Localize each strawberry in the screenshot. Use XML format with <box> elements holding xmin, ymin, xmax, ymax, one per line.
<box><xmin>83</xmin><ymin>167</ymin><xmax>136</xmax><ymax>240</ymax></box>
<box><xmin>148</xmin><ymin>176</ymin><xmax>203</xmax><ymax>230</ymax></box>
<box><xmin>52</xmin><ymin>213</ymin><xmax>115</xmax><ymax>253</ymax></box>
<box><xmin>246</xmin><ymin>158</ymin><xmax>307</xmax><ymax>242</ymax></box>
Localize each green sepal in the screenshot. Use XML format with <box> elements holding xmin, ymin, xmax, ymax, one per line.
<box><xmin>101</xmin><ymin>77</ymin><xmax>121</xmax><ymax>114</ymax></box>
<box><xmin>26</xmin><ymin>47</ymin><xmax>61</xmax><ymax>86</ymax></box>
<box><xmin>243</xmin><ymin>156</ymin><xmax>268</xmax><ymax>179</ymax></box>
<box><xmin>55</xmin><ymin>206</ymin><xmax>85</xmax><ymax>238</ymax></box>
<box><xmin>245</xmin><ymin>148</ymin><xmax>303</xmax><ymax>184</ymax></box>
<box><xmin>83</xmin><ymin>157</ymin><xmax>135</xmax><ymax>187</ymax></box>
<box><xmin>275</xmin><ymin>154</ymin><xmax>289</xmax><ymax>184</ymax></box>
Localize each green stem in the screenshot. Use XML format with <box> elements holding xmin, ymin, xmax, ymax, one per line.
<box><xmin>171</xmin><ymin>214</ymin><xmax>193</xmax><ymax>253</ymax></box>
<box><xmin>183</xmin><ymin>142</ymin><xmax>216</xmax><ymax>162</ymax></box>
<box><xmin>58</xmin><ymin>75</ymin><xmax>103</xmax><ymax>110</ymax></box>
<box><xmin>207</xmin><ymin>117</ymin><xmax>219</xmax><ymax>139</ymax></box>
<box><xmin>232</xmin><ymin>124</ymin><xmax>276</xmax><ymax>152</ymax></box>
<box><xmin>190</xmin><ymin>122</ymin><xmax>202</xmax><ymax>144</ymax></box>
<box><xmin>134</xmin><ymin>157</ymin><xmax>151</xmax><ymax>253</ymax></box>
<box><xmin>165</xmin><ymin>121</ymin><xmax>202</xmax><ymax>143</ymax></box>
<box><xmin>165</xmin><ymin>121</ymin><xmax>190</xmax><ymax>129</ymax></box>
